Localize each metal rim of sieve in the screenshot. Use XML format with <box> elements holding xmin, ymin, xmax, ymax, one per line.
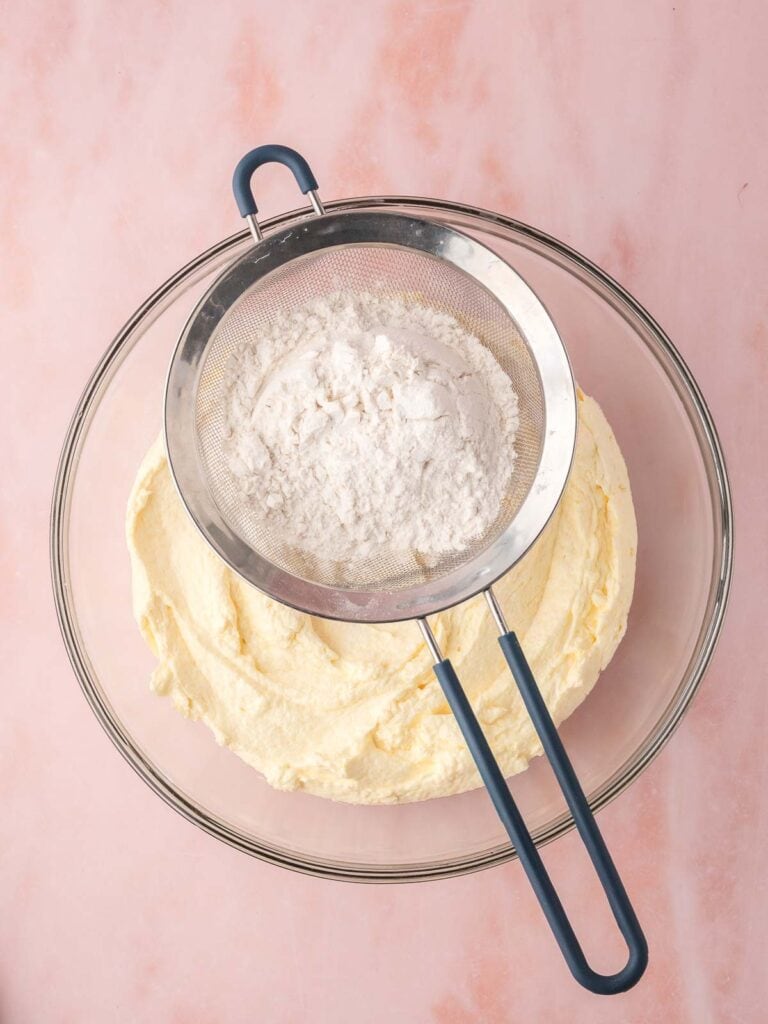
<box><xmin>165</xmin><ymin>209</ymin><xmax>576</xmax><ymax>623</ymax></box>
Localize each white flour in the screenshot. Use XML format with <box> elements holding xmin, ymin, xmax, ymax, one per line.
<box><xmin>222</xmin><ymin>293</ymin><xmax>519</xmax><ymax>563</ymax></box>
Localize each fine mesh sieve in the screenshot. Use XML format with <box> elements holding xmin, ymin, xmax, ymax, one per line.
<box><xmin>166</xmin><ymin>189</ymin><xmax>576</xmax><ymax>621</ymax></box>
<box><xmin>164</xmin><ymin>145</ymin><xmax>647</xmax><ymax>994</ymax></box>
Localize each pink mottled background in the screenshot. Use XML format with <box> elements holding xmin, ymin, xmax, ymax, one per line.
<box><xmin>1</xmin><ymin>2</ymin><xmax>766</xmax><ymax>1021</ymax></box>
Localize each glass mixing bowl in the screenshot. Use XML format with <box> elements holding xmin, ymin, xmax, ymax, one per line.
<box><xmin>51</xmin><ymin>198</ymin><xmax>732</xmax><ymax>882</ymax></box>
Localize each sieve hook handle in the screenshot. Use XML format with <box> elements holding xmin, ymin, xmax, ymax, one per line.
<box><xmin>419</xmin><ymin>594</ymin><xmax>647</xmax><ymax>996</ymax></box>
<box><xmin>232</xmin><ymin>145</ymin><xmax>325</xmax><ymax>243</ymax></box>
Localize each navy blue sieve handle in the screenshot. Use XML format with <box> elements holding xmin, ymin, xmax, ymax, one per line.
<box><xmin>433</xmin><ymin>633</ymin><xmax>648</xmax><ymax>995</ymax></box>
<box><xmin>232</xmin><ymin>145</ymin><xmax>319</xmax><ymax>217</ymax></box>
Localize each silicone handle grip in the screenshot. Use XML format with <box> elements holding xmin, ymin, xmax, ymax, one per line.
<box><xmin>232</xmin><ymin>145</ymin><xmax>319</xmax><ymax>217</ymax></box>
<box><xmin>433</xmin><ymin>647</ymin><xmax>647</xmax><ymax>995</ymax></box>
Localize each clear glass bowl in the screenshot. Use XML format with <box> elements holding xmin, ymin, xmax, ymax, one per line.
<box><xmin>51</xmin><ymin>198</ymin><xmax>732</xmax><ymax>881</ymax></box>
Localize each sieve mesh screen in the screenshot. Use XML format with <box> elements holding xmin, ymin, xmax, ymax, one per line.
<box><xmin>194</xmin><ymin>244</ymin><xmax>544</xmax><ymax>591</ymax></box>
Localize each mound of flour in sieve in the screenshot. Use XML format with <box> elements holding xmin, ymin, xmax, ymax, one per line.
<box><xmin>222</xmin><ymin>293</ymin><xmax>519</xmax><ymax>564</ymax></box>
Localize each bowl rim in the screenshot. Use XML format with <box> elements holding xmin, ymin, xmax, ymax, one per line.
<box><xmin>50</xmin><ymin>195</ymin><xmax>734</xmax><ymax>883</ymax></box>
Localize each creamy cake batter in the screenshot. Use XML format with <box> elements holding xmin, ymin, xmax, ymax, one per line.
<box><xmin>127</xmin><ymin>390</ymin><xmax>636</xmax><ymax>804</ymax></box>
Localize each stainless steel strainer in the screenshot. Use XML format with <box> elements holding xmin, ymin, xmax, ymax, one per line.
<box><xmin>165</xmin><ymin>145</ymin><xmax>647</xmax><ymax>994</ymax></box>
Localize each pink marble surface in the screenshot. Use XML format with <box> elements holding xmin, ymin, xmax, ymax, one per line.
<box><xmin>1</xmin><ymin>1</ymin><xmax>765</xmax><ymax>1020</ymax></box>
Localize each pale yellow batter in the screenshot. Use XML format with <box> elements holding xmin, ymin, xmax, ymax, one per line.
<box><xmin>127</xmin><ymin>390</ymin><xmax>636</xmax><ymax>804</ymax></box>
